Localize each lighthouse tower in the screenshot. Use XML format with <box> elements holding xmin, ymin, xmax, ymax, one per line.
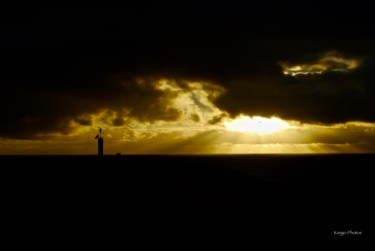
<box><xmin>95</xmin><ymin>128</ymin><xmax>103</xmax><ymax>156</ymax></box>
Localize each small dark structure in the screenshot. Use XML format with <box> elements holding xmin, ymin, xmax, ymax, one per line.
<box><xmin>95</xmin><ymin>127</ymin><xmax>103</xmax><ymax>156</ymax></box>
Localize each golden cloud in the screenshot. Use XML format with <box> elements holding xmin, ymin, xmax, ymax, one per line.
<box><xmin>281</xmin><ymin>51</ymin><xmax>361</xmax><ymax>76</ymax></box>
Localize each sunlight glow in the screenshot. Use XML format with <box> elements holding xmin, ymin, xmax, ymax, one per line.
<box><xmin>224</xmin><ymin>115</ymin><xmax>290</xmax><ymax>134</ymax></box>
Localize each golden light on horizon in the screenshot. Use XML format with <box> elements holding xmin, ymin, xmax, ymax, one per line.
<box><xmin>1</xmin><ymin>77</ymin><xmax>375</xmax><ymax>155</ymax></box>
<box><xmin>224</xmin><ymin>115</ymin><xmax>290</xmax><ymax>134</ymax></box>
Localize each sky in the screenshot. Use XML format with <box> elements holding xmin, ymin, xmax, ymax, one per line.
<box><xmin>1</xmin><ymin>3</ymin><xmax>375</xmax><ymax>154</ymax></box>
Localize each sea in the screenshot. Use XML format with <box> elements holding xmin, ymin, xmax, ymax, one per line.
<box><xmin>1</xmin><ymin>154</ymin><xmax>372</xmax><ymax>243</ymax></box>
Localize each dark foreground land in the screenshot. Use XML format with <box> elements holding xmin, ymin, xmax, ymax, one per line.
<box><xmin>1</xmin><ymin>154</ymin><xmax>373</xmax><ymax>243</ymax></box>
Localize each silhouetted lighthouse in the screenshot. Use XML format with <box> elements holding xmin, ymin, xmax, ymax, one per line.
<box><xmin>95</xmin><ymin>127</ymin><xmax>103</xmax><ymax>156</ymax></box>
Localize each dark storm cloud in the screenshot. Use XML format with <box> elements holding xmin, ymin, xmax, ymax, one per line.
<box><xmin>1</xmin><ymin>3</ymin><xmax>374</xmax><ymax>138</ymax></box>
<box><xmin>215</xmin><ymin>57</ymin><xmax>375</xmax><ymax>124</ymax></box>
<box><xmin>0</xmin><ymin>76</ymin><xmax>181</xmax><ymax>139</ymax></box>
